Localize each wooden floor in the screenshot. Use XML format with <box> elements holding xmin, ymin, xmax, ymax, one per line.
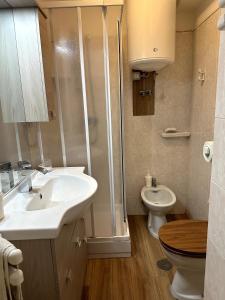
<box><xmin>83</xmin><ymin>215</ymin><xmax>177</xmax><ymax>300</ymax></box>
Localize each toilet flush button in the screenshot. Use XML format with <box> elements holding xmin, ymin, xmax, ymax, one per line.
<box><xmin>203</xmin><ymin>141</ymin><xmax>214</xmax><ymax>162</ymax></box>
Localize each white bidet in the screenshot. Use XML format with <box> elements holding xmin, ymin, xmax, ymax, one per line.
<box><xmin>141</xmin><ymin>185</ymin><xmax>176</xmax><ymax>238</ymax></box>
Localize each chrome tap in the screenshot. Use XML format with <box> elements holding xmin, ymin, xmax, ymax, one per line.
<box><xmin>152</xmin><ymin>177</ymin><xmax>157</xmax><ymax>188</ymax></box>
<box><xmin>37</xmin><ymin>166</ymin><xmax>49</xmax><ymax>175</ymax></box>
<box><xmin>17</xmin><ymin>161</ymin><xmax>32</xmax><ymax>171</ymax></box>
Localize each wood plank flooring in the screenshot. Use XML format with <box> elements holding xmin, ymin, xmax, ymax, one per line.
<box><xmin>83</xmin><ymin>215</ymin><xmax>177</xmax><ymax>300</ymax></box>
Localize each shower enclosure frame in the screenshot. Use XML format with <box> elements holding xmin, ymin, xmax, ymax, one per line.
<box><xmin>46</xmin><ymin>0</ymin><xmax>130</xmax><ymax>257</ymax></box>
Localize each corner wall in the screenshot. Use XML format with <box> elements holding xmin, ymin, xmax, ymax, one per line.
<box><xmin>204</xmin><ymin>10</ymin><xmax>225</xmax><ymax>298</ymax></box>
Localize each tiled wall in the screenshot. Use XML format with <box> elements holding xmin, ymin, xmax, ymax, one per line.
<box><xmin>124</xmin><ymin>10</ymin><xmax>220</xmax><ymax>216</ymax></box>
<box><xmin>0</xmin><ymin>122</ymin><xmax>30</xmax><ymax>165</ymax></box>
<box><xmin>186</xmin><ymin>10</ymin><xmax>220</xmax><ymax>219</ymax></box>
<box><xmin>124</xmin><ymin>32</ymin><xmax>193</xmax><ymax>214</ymax></box>
<box><xmin>204</xmin><ymin>22</ymin><xmax>225</xmax><ymax>300</ymax></box>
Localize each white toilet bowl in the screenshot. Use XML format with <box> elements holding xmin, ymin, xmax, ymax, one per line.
<box><xmin>141</xmin><ymin>185</ymin><xmax>176</xmax><ymax>238</ymax></box>
<box><xmin>164</xmin><ymin>249</ymin><xmax>205</xmax><ymax>300</ymax></box>
<box><xmin>159</xmin><ymin>220</ymin><xmax>208</xmax><ymax>300</ymax></box>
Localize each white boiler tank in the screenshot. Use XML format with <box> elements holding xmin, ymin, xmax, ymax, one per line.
<box><xmin>127</xmin><ymin>0</ymin><xmax>176</xmax><ymax>72</ymax></box>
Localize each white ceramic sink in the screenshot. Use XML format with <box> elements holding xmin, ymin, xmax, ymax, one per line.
<box><xmin>0</xmin><ymin>167</ymin><xmax>97</xmax><ymax>240</ymax></box>
<box><xmin>26</xmin><ymin>175</ymin><xmax>91</xmax><ymax>211</ymax></box>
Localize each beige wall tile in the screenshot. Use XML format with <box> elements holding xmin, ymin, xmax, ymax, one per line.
<box><xmin>126</xmin><ymin>196</ymin><xmax>147</xmax><ymax>215</ymax></box>
<box><xmin>0</xmin><ymin>123</ymin><xmax>19</xmax><ymax>163</ymax></box>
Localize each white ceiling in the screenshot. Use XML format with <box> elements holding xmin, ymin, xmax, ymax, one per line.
<box><xmin>177</xmin><ymin>0</ymin><xmax>206</xmax><ymax>12</ymax></box>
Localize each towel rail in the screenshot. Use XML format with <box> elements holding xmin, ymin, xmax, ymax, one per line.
<box><xmin>0</xmin><ymin>235</ymin><xmax>23</xmax><ymax>265</ymax></box>
<box><xmin>7</xmin><ymin>249</ymin><xmax>23</xmax><ymax>266</ymax></box>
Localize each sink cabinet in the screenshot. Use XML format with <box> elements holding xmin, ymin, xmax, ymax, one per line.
<box><xmin>12</xmin><ymin>218</ymin><xmax>87</xmax><ymax>300</ymax></box>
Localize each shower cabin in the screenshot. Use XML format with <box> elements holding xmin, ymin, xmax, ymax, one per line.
<box><xmin>41</xmin><ymin>0</ymin><xmax>130</xmax><ymax>257</ymax></box>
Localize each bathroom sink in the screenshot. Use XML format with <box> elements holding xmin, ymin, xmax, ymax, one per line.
<box><xmin>0</xmin><ymin>167</ymin><xmax>98</xmax><ymax>240</ymax></box>
<box><xmin>26</xmin><ymin>192</ymin><xmax>57</xmax><ymax>211</ymax></box>
<box><xmin>26</xmin><ymin>175</ymin><xmax>91</xmax><ymax>211</ymax></box>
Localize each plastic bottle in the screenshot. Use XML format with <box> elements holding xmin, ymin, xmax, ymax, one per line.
<box><xmin>145</xmin><ymin>171</ymin><xmax>152</xmax><ymax>188</ymax></box>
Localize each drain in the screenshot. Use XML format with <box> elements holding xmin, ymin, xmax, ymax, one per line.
<box><xmin>157</xmin><ymin>258</ymin><xmax>173</xmax><ymax>271</ymax></box>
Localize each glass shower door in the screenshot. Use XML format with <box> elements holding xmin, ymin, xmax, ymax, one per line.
<box><xmin>82</xmin><ymin>6</ymin><xmax>125</xmax><ymax>237</ymax></box>
<box><xmin>51</xmin><ymin>8</ymin><xmax>88</xmax><ymax>168</ymax></box>
<box><xmin>82</xmin><ymin>7</ymin><xmax>113</xmax><ymax>237</ymax></box>
<box><xmin>50</xmin><ymin>5</ymin><xmax>126</xmax><ymax>238</ymax></box>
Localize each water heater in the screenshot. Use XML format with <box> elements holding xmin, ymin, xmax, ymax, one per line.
<box><xmin>127</xmin><ymin>0</ymin><xmax>176</xmax><ymax>72</ymax></box>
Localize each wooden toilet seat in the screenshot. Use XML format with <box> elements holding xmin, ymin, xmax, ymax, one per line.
<box><xmin>159</xmin><ymin>220</ymin><xmax>208</xmax><ymax>258</ymax></box>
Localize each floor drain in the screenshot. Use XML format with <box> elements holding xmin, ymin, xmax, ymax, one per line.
<box><xmin>157</xmin><ymin>258</ymin><xmax>173</xmax><ymax>271</ymax></box>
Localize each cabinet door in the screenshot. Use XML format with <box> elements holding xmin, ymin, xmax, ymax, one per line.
<box><xmin>13</xmin><ymin>8</ymin><xmax>49</xmax><ymax>122</ymax></box>
<box><xmin>13</xmin><ymin>239</ymin><xmax>59</xmax><ymax>300</ymax></box>
<box><xmin>38</xmin><ymin>10</ymin><xmax>55</xmax><ymax>118</ymax></box>
<box><xmin>53</xmin><ymin>223</ymin><xmax>74</xmax><ymax>297</ymax></box>
<box><xmin>53</xmin><ymin>222</ymin><xmax>77</xmax><ymax>299</ymax></box>
<box><xmin>0</xmin><ymin>9</ymin><xmax>26</xmax><ymax>122</ymax></box>
<box><xmin>71</xmin><ymin>219</ymin><xmax>88</xmax><ymax>299</ymax></box>
<box><xmin>53</xmin><ymin>220</ymin><xmax>88</xmax><ymax>300</ymax></box>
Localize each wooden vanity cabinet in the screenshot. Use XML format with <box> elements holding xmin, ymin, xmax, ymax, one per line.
<box><xmin>13</xmin><ymin>218</ymin><xmax>87</xmax><ymax>300</ymax></box>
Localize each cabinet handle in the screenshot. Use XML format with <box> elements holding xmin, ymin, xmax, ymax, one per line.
<box><xmin>65</xmin><ymin>269</ymin><xmax>72</xmax><ymax>283</ymax></box>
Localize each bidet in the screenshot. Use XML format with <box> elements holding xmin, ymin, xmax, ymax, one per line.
<box><xmin>141</xmin><ymin>185</ymin><xmax>176</xmax><ymax>238</ymax></box>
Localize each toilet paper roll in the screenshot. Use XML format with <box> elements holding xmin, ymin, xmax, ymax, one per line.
<box><xmin>219</xmin><ymin>0</ymin><xmax>225</xmax><ymax>8</ymax></box>
<box><xmin>203</xmin><ymin>141</ymin><xmax>214</xmax><ymax>162</ymax></box>
<box><xmin>217</xmin><ymin>14</ymin><xmax>225</xmax><ymax>30</ymax></box>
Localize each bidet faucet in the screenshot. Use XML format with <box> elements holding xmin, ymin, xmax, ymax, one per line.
<box><xmin>152</xmin><ymin>177</ymin><xmax>157</xmax><ymax>188</ymax></box>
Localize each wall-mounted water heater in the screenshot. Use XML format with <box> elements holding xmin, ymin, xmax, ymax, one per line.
<box><xmin>127</xmin><ymin>0</ymin><xmax>176</xmax><ymax>72</ymax></box>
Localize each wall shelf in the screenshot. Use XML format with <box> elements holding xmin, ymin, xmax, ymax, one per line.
<box><xmin>161</xmin><ymin>132</ymin><xmax>191</xmax><ymax>138</ymax></box>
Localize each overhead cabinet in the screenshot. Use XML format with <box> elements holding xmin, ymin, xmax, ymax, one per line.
<box><xmin>0</xmin><ymin>0</ymin><xmax>37</xmax><ymax>7</ymax></box>
<box><xmin>0</xmin><ymin>8</ymin><xmax>53</xmax><ymax>122</ymax></box>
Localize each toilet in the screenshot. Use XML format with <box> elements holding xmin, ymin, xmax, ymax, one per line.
<box><xmin>159</xmin><ymin>220</ymin><xmax>208</xmax><ymax>300</ymax></box>
<box><xmin>141</xmin><ymin>185</ymin><xmax>176</xmax><ymax>238</ymax></box>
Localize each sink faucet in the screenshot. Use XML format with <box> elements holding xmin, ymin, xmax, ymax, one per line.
<box><xmin>152</xmin><ymin>177</ymin><xmax>157</xmax><ymax>188</ymax></box>
<box><xmin>37</xmin><ymin>166</ymin><xmax>49</xmax><ymax>175</ymax></box>
<box><xmin>18</xmin><ymin>161</ymin><xmax>32</xmax><ymax>170</ymax></box>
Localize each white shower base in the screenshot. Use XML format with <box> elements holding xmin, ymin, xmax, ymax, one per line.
<box><xmin>87</xmin><ymin>204</ymin><xmax>131</xmax><ymax>258</ymax></box>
